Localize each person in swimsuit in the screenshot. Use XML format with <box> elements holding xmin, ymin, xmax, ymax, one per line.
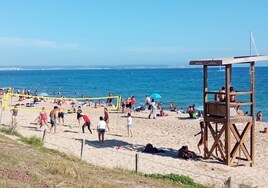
<box><xmin>104</xmin><ymin>107</ymin><xmax>110</xmax><ymax>131</ymax></box>
<box><xmin>194</xmin><ymin>121</ymin><xmax>205</xmax><ymax>154</ymax></box>
<box><xmin>49</xmin><ymin>106</ymin><xmax>58</xmax><ymax>133</ymax></box>
<box><xmin>10</xmin><ymin>105</ymin><xmax>18</xmax><ymax>127</ymax></box>
<box><xmin>57</xmin><ymin>107</ymin><xmax>64</xmax><ymax>125</ymax></box>
<box><xmin>39</xmin><ymin>107</ymin><xmax>49</xmax><ymax>129</ymax></box>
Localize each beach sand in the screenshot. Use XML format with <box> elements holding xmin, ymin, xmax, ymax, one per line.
<box><xmin>1</xmin><ymin>98</ymin><xmax>268</xmax><ymax>187</ymax></box>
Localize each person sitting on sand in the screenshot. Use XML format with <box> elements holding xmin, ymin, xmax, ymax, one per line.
<box><xmin>178</xmin><ymin>145</ymin><xmax>197</xmax><ymax>159</ymax></box>
<box><xmin>194</xmin><ymin>121</ymin><xmax>205</xmax><ymax>154</ymax></box>
<box><xmin>157</xmin><ymin>108</ymin><xmax>168</xmax><ymax>117</ymax></box>
<box><xmin>236</xmin><ymin>106</ymin><xmax>244</xmax><ymax>116</ymax></box>
<box><xmin>187</xmin><ymin>105</ymin><xmax>196</xmax><ymax>119</ymax></box>
<box><xmin>256</xmin><ymin>111</ymin><xmax>262</xmax><ymax>121</ymax></box>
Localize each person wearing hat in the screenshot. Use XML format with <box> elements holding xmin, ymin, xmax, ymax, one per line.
<box><xmin>81</xmin><ymin>113</ymin><xmax>92</xmax><ymax>134</ymax></box>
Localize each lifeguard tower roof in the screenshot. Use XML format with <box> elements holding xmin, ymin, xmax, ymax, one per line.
<box><xmin>189</xmin><ymin>55</ymin><xmax>268</xmax><ymax>66</ymax></box>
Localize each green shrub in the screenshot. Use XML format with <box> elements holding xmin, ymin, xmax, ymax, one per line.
<box><xmin>20</xmin><ymin>135</ymin><xmax>43</xmax><ymax>147</ymax></box>
<box><xmin>0</xmin><ymin>127</ymin><xmax>21</xmax><ymax>137</ymax></box>
<box><xmin>144</xmin><ymin>173</ymin><xmax>205</xmax><ymax>188</ymax></box>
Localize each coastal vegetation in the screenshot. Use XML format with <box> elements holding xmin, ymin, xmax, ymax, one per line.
<box><xmin>0</xmin><ymin>127</ymin><xmax>205</xmax><ymax>188</ymax></box>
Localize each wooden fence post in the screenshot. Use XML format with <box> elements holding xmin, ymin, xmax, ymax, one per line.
<box><xmin>42</xmin><ymin>129</ymin><xmax>46</xmax><ymax>143</ymax></box>
<box><xmin>135</xmin><ymin>153</ymin><xmax>139</xmax><ymax>173</ymax></box>
<box><xmin>80</xmin><ymin>139</ymin><xmax>85</xmax><ymax>160</ymax></box>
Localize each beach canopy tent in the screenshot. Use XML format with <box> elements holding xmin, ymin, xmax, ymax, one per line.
<box><xmin>189</xmin><ymin>55</ymin><xmax>268</xmax><ymax>167</ymax></box>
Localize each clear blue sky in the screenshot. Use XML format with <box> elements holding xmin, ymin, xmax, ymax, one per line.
<box><xmin>0</xmin><ymin>0</ymin><xmax>268</xmax><ymax>66</ymax></box>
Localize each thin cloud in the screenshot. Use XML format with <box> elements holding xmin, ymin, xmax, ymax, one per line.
<box><xmin>0</xmin><ymin>37</ymin><xmax>80</xmax><ymax>50</ymax></box>
<box><xmin>123</xmin><ymin>46</ymin><xmax>247</xmax><ymax>54</ymax></box>
<box><xmin>124</xmin><ymin>47</ymin><xmax>182</xmax><ymax>54</ymax></box>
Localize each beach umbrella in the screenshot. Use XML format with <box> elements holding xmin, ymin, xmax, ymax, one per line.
<box><xmin>37</xmin><ymin>92</ymin><xmax>49</xmax><ymax>97</ymax></box>
<box><xmin>150</xmin><ymin>93</ymin><xmax>161</xmax><ymax>99</ymax></box>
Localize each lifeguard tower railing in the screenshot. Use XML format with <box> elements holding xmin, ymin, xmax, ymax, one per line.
<box><xmin>189</xmin><ymin>55</ymin><xmax>268</xmax><ymax>166</ymax></box>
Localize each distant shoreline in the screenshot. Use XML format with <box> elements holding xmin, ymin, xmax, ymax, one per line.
<box><xmin>1</xmin><ymin>65</ymin><xmax>268</xmax><ymax>71</ymax></box>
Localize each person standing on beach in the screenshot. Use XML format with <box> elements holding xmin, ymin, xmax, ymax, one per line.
<box><xmin>97</xmin><ymin>116</ymin><xmax>107</xmax><ymax>143</ymax></box>
<box><xmin>10</xmin><ymin>105</ymin><xmax>18</xmax><ymax>127</ymax></box>
<box><xmin>39</xmin><ymin>107</ymin><xmax>49</xmax><ymax>129</ymax></box>
<box><xmin>81</xmin><ymin>113</ymin><xmax>92</xmax><ymax>134</ymax></box>
<box><xmin>104</xmin><ymin>107</ymin><xmax>110</xmax><ymax>131</ymax></box>
<box><xmin>49</xmin><ymin>106</ymin><xmax>58</xmax><ymax>134</ymax></box>
<box><xmin>194</xmin><ymin>121</ymin><xmax>205</xmax><ymax>154</ymax></box>
<box><xmin>77</xmin><ymin>106</ymin><xmax>82</xmax><ymax>126</ymax></box>
<box><xmin>145</xmin><ymin>95</ymin><xmax>151</xmax><ymax>110</ymax></box>
<box><xmin>57</xmin><ymin>107</ymin><xmax>65</xmax><ymax>126</ymax></box>
<box><xmin>127</xmin><ymin>113</ymin><xmax>133</xmax><ymax>137</ymax></box>
<box><xmin>148</xmin><ymin>99</ymin><xmax>157</xmax><ymax>119</ymax></box>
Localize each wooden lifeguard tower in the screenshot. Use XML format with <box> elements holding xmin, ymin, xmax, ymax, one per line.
<box><xmin>189</xmin><ymin>55</ymin><xmax>268</xmax><ymax>166</ymax></box>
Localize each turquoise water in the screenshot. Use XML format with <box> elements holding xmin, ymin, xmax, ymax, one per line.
<box><xmin>0</xmin><ymin>67</ymin><xmax>267</xmax><ymax>121</ymax></box>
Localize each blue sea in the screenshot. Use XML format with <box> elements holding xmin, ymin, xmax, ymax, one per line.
<box><xmin>0</xmin><ymin>67</ymin><xmax>268</xmax><ymax>121</ymax></box>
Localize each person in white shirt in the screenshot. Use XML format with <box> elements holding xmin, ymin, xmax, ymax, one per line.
<box><xmin>97</xmin><ymin>116</ymin><xmax>107</xmax><ymax>143</ymax></box>
<box><xmin>127</xmin><ymin>113</ymin><xmax>133</xmax><ymax>137</ymax></box>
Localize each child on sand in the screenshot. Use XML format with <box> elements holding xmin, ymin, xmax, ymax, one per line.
<box><xmin>194</xmin><ymin>121</ymin><xmax>205</xmax><ymax>154</ymax></box>
<box><xmin>127</xmin><ymin>113</ymin><xmax>133</xmax><ymax>137</ymax></box>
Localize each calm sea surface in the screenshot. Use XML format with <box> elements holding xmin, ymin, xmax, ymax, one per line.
<box><xmin>1</xmin><ymin>67</ymin><xmax>267</xmax><ymax>121</ymax></box>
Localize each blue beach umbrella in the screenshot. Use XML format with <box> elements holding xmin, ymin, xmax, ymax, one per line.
<box><xmin>37</xmin><ymin>92</ymin><xmax>49</xmax><ymax>97</ymax></box>
<box><xmin>150</xmin><ymin>93</ymin><xmax>161</xmax><ymax>99</ymax></box>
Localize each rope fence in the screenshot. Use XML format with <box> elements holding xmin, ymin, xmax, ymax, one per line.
<box><xmin>39</xmin><ymin>129</ymin><xmax>231</xmax><ymax>187</ymax></box>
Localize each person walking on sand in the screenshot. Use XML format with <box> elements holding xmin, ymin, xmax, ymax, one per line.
<box><xmin>97</xmin><ymin>116</ymin><xmax>107</xmax><ymax>143</ymax></box>
<box><xmin>49</xmin><ymin>106</ymin><xmax>58</xmax><ymax>134</ymax></box>
<box><xmin>10</xmin><ymin>105</ymin><xmax>18</xmax><ymax>127</ymax></box>
<box><xmin>194</xmin><ymin>121</ymin><xmax>205</xmax><ymax>154</ymax></box>
<box><xmin>127</xmin><ymin>113</ymin><xmax>133</xmax><ymax>137</ymax></box>
<box><xmin>39</xmin><ymin>107</ymin><xmax>49</xmax><ymax>129</ymax></box>
<box><xmin>104</xmin><ymin>107</ymin><xmax>110</xmax><ymax>131</ymax></box>
<box><xmin>81</xmin><ymin>113</ymin><xmax>92</xmax><ymax>134</ymax></box>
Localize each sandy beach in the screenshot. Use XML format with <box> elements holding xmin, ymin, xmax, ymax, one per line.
<box><xmin>1</xmin><ymin>97</ymin><xmax>268</xmax><ymax>188</ymax></box>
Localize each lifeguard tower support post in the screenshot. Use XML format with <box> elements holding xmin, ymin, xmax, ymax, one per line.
<box><xmin>189</xmin><ymin>55</ymin><xmax>268</xmax><ymax>166</ymax></box>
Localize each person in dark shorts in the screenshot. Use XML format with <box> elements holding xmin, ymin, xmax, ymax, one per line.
<box><xmin>81</xmin><ymin>113</ymin><xmax>92</xmax><ymax>134</ymax></box>
<box><xmin>77</xmin><ymin>106</ymin><xmax>82</xmax><ymax>126</ymax></box>
<box><xmin>49</xmin><ymin>106</ymin><xmax>58</xmax><ymax>133</ymax></box>
<box><xmin>97</xmin><ymin>116</ymin><xmax>107</xmax><ymax>143</ymax></box>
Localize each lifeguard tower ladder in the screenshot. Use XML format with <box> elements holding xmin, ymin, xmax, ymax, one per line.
<box><xmin>189</xmin><ymin>55</ymin><xmax>268</xmax><ymax>166</ymax></box>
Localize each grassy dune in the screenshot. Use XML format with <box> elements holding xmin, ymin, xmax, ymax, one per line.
<box><xmin>0</xmin><ymin>128</ymin><xmax>205</xmax><ymax>188</ymax></box>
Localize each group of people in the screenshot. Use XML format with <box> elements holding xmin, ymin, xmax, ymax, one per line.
<box><xmin>216</xmin><ymin>86</ymin><xmax>238</xmax><ymax>103</ymax></box>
